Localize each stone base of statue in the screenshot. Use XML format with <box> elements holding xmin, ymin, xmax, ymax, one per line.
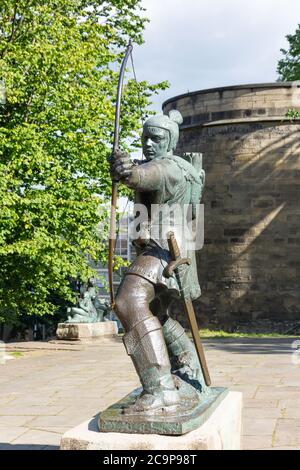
<box><xmin>56</xmin><ymin>321</ymin><xmax>118</xmax><ymax>341</ymax></box>
<box><xmin>60</xmin><ymin>391</ymin><xmax>242</xmax><ymax>450</ymax></box>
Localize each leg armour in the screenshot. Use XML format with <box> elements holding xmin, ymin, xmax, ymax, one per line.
<box><xmin>123</xmin><ymin>316</ymin><xmax>180</xmax><ymax>411</ymax></box>
<box><xmin>162</xmin><ymin>317</ymin><xmax>206</xmax><ymax>393</ymax></box>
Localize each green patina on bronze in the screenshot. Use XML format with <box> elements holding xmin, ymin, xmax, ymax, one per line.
<box><xmin>99</xmin><ymin>387</ymin><xmax>228</xmax><ymax>435</ymax></box>
<box><xmin>66</xmin><ymin>277</ymin><xmax>112</xmax><ymax>323</ymax></box>
<box><xmin>101</xmin><ymin>107</ymin><xmax>225</xmax><ymax>431</ymax></box>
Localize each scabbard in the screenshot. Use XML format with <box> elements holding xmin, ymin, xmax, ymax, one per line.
<box><xmin>167</xmin><ymin>231</ymin><xmax>211</xmax><ymax>386</ymax></box>
<box><xmin>183</xmin><ymin>298</ymin><xmax>211</xmax><ymax>386</ymax></box>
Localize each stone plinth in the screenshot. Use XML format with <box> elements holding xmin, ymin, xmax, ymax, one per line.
<box><xmin>56</xmin><ymin>321</ymin><xmax>118</xmax><ymax>341</ymax></box>
<box><xmin>60</xmin><ymin>391</ymin><xmax>242</xmax><ymax>450</ymax></box>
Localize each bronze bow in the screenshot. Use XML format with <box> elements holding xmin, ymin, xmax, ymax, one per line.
<box><xmin>108</xmin><ymin>40</ymin><xmax>133</xmax><ymax>308</ymax></box>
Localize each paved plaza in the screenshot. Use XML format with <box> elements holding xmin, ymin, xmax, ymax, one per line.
<box><xmin>0</xmin><ymin>336</ymin><xmax>299</xmax><ymax>450</ymax></box>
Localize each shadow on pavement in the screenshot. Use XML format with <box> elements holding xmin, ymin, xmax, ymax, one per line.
<box><xmin>203</xmin><ymin>337</ymin><xmax>300</xmax><ymax>355</ymax></box>
<box><xmin>0</xmin><ymin>443</ymin><xmax>59</xmax><ymax>450</ymax></box>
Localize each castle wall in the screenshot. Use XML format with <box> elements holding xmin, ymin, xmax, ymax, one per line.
<box><xmin>163</xmin><ymin>83</ymin><xmax>300</xmax><ymax>328</ymax></box>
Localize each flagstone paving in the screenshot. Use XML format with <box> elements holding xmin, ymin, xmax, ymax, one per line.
<box><xmin>0</xmin><ymin>336</ymin><xmax>299</xmax><ymax>450</ymax></box>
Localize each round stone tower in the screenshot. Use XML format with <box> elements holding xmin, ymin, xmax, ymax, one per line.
<box><xmin>163</xmin><ymin>82</ymin><xmax>300</xmax><ymax>328</ymax></box>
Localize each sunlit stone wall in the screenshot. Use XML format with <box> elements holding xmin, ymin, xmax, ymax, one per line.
<box><xmin>163</xmin><ymin>83</ymin><xmax>300</xmax><ymax>327</ymax></box>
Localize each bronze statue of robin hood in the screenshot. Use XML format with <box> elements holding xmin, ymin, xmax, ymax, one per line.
<box><xmin>110</xmin><ymin>110</ymin><xmax>210</xmax><ymax>415</ymax></box>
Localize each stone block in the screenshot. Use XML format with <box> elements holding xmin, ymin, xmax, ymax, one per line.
<box><xmin>60</xmin><ymin>391</ymin><xmax>242</xmax><ymax>450</ymax></box>
<box><xmin>56</xmin><ymin>321</ymin><xmax>118</xmax><ymax>341</ymax></box>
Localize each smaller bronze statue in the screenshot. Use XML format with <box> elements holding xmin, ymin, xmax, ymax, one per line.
<box><xmin>66</xmin><ymin>277</ymin><xmax>109</xmax><ymax>323</ymax></box>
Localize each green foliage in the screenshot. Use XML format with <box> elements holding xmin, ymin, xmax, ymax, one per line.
<box><xmin>0</xmin><ymin>0</ymin><xmax>169</xmax><ymax>324</ymax></box>
<box><xmin>286</xmin><ymin>108</ymin><xmax>300</xmax><ymax>119</ymax></box>
<box><xmin>278</xmin><ymin>25</ymin><xmax>300</xmax><ymax>119</ymax></box>
<box><xmin>9</xmin><ymin>351</ymin><xmax>23</xmax><ymax>358</ymax></box>
<box><xmin>278</xmin><ymin>24</ymin><xmax>300</xmax><ymax>81</ymax></box>
<box><xmin>197</xmin><ymin>329</ymin><xmax>299</xmax><ymax>339</ymax></box>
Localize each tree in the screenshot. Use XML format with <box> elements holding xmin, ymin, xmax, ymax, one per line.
<box><xmin>0</xmin><ymin>0</ymin><xmax>168</xmax><ymax>325</ymax></box>
<box><xmin>278</xmin><ymin>24</ymin><xmax>300</xmax><ymax>81</ymax></box>
<box><xmin>277</xmin><ymin>24</ymin><xmax>300</xmax><ymax>118</ymax></box>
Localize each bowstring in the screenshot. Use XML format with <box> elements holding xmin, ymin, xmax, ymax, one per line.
<box><xmin>113</xmin><ymin>45</ymin><xmax>143</xmax><ymax>265</ymax></box>
<box><xmin>130</xmin><ymin>50</ymin><xmax>145</xmax><ymax>131</ymax></box>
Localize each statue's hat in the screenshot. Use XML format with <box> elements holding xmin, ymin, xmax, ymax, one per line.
<box><xmin>143</xmin><ymin>110</ymin><xmax>183</xmax><ymax>150</ymax></box>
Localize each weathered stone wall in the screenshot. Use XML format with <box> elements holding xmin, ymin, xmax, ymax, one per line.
<box><xmin>163</xmin><ymin>83</ymin><xmax>300</xmax><ymax>328</ymax></box>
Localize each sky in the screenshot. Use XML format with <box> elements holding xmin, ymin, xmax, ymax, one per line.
<box><xmin>130</xmin><ymin>0</ymin><xmax>300</xmax><ymax>112</ymax></box>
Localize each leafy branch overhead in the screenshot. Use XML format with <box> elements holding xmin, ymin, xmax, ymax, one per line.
<box><xmin>0</xmin><ymin>0</ymin><xmax>169</xmax><ymax>323</ymax></box>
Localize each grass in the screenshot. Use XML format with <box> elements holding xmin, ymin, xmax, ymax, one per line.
<box><xmin>9</xmin><ymin>351</ymin><xmax>24</xmax><ymax>358</ymax></box>
<box><xmin>198</xmin><ymin>329</ymin><xmax>300</xmax><ymax>339</ymax></box>
<box><xmin>117</xmin><ymin>329</ymin><xmax>299</xmax><ymax>340</ymax></box>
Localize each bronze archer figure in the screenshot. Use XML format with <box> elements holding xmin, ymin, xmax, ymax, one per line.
<box><xmin>110</xmin><ymin>110</ymin><xmax>208</xmax><ymax>415</ymax></box>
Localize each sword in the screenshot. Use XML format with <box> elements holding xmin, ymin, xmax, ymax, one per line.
<box><xmin>165</xmin><ymin>231</ymin><xmax>211</xmax><ymax>386</ymax></box>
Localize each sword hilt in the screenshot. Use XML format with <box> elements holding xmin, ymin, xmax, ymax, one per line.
<box><xmin>166</xmin><ymin>231</ymin><xmax>191</xmax><ymax>277</ymax></box>
<box><xmin>167</xmin><ymin>231</ymin><xmax>180</xmax><ymax>260</ymax></box>
<box><xmin>164</xmin><ymin>258</ymin><xmax>191</xmax><ymax>278</ymax></box>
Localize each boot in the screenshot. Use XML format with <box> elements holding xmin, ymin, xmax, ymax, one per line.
<box><xmin>162</xmin><ymin>317</ymin><xmax>207</xmax><ymax>393</ymax></box>
<box><xmin>122</xmin><ymin>316</ymin><xmax>181</xmax><ymax>413</ymax></box>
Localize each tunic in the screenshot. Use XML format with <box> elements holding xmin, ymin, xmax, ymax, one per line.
<box><xmin>124</xmin><ymin>153</ymin><xmax>205</xmax><ymax>301</ymax></box>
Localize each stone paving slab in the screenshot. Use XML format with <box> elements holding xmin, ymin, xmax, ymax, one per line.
<box><xmin>0</xmin><ymin>337</ymin><xmax>299</xmax><ymax>450</ymax></box>
<box><xmin>0</xmin><ymin>416</ymin><xmax>36</xmax><ymax>427</ymax></box>
<box><xmin>242</xmin><ymin>417</ymin><xmax>277</xmax><ymax>436</ymax></box>
<box><xmin>12</xmin><ymin>429</ymin><xmax>61</xmax><ymax>447</ymax></box>
<box><xmin>243</xmin><ymin>398</ymin><xmax>279</xmax><ymax>408</ymax></box>
<box><xmin>273</xmin><ymin>418</ymin><xmax>300</xmax><ymax>447</ymax></box>
<box><xmin>242</xmin><ymin>407</ymin><xmax>282</xmax><ymax>419</ymax></box>
<box><xmin>284</xmin><ymin>408</ymin><xmax>300</xmax><ymax>419</ymax></box>
<box><xmin>0</xmin><ymin>406</ymin><xmax>66</xmax><ymax>416</ymax></box>
<box><xmin>242</xmin><ymin>435</ymin><xmax>273</xmax><ymax>450</ymax></box>
<box><xmin>0</xmin><ymin>426</ymin><xmax>28</xmax><ymax>443</ymax></box>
